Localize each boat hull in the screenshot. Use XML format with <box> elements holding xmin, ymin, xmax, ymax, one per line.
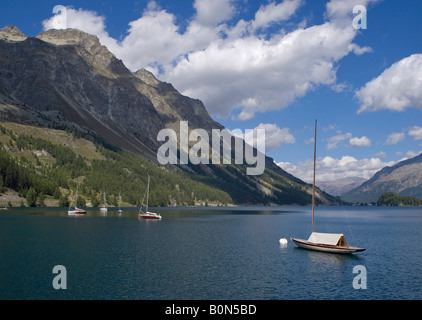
<box><xmin>68</xmin><ymin>207</ymin><xmax>87</xmax><ymax>216</ymax></box>
<box><xmin>138</xmin><ymin>212</ymin><xmax>162</xmax><ymax>220</ymax></box>
<box><xmin>68</xmin><ymin>211</ymin><xmax>87</xmax><ymax>216</ymax></box>
<box><xmin>291</xmin><ymin>238</ymin><xmax>365</xmax><ymax>254</ymax></box>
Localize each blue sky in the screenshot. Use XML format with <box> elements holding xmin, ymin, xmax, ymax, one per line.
<box><xmin>1</xmin><ymin>0</ymin><xmax>422</xmax><ymax>183</ymax></box>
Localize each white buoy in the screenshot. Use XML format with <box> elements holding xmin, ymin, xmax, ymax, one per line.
<box><xmin>279</xmin><ymin>238</ymin><xmax>288</xmax><ymax>246</ymax></box>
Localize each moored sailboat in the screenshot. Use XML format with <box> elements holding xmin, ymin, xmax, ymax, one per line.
<box><xmin>138</xmin><ymin>175</ymin><xmax>162</xmax><ymax>220</ymax></box>
<box><xmin>100</xmin><ymin>188</ymin><xmax>108</xmax><ymax>213</ymax></box>
<box><xmin>68</xmin><ymin>185</ymin><xmax>87</xmax><ymax>216</ymax></box>
<box><xmin>291</xmin><ymin>120</ymin><xmax>365</xmax><ymax>254</ymax></box>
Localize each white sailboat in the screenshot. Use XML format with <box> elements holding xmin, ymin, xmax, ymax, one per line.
<box><xmin>118</xmin><ymin>192</ymin><xmax>123</xmax><ymax>214</ymax></box>
<box><xmin>138</xmin><ymin>175</ymin><xmax>162</xmax><ymax>220</ymax></box>
<box><xmin>291</xmin><ymin>120</ymin><xmax>365</xmax><ymax>254</ymax></box>
<box><xmin>68</xmin><ymin>185</ymin><xmax>87</xmax><ymax>216</ymax></box>
<box><xmin>100</xmin><ymin>188</ymin><xmax>108</xmax><ymax>213</ymax></box>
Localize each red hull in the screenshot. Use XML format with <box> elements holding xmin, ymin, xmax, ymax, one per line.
<box><xmin>138</xmin><ymin>212</ymin><xmax>162</xmax><ymax>220</ymax></box>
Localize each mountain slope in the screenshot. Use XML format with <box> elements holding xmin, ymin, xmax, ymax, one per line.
<box><xmin>0</xmin><ymin>26</ymin><xmax>341</xmax><ymax>206</ymax></box>
<box><xmin>341</xmin><ymin>153</ymin><xmax>422</xmax><ymax>203</ymax></box>
<box><xmin>317</xmin><ymin>177</ymin><xmax>367</xmax><ymax>196</ymax></box>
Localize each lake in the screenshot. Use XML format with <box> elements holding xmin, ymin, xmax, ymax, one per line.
<box><xmin>0</xmin><ymin>206</ymin><xmax>421</xmax><ymax>300</ymax></box>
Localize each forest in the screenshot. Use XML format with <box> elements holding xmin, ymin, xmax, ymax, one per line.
<box><xmin>0</xmin><ymin>123</ymin><xmax>232</xmax><ymax>207</ymax></box>
<box><xmin>377</xmin><ymin>192</ymin><xmax>422</xmax><ymax>206</ymax></box>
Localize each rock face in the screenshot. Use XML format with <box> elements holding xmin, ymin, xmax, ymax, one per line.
<box><xmin>0</xmin><ymin>25</ymin><xmax>341</xmax><ymax>205</ymax></box>
<box><xmin>0</xmin><ymin>25</ymin><xmax>27</xmax><ymax>42</ymax></box>
<box><xmin>341</xmin><ymin>153</ymin><xmax>422</xmax><ymax>203</ymax></box>
<box><xmin>0</xmin><ymin>26</ymin><xmax>223</xmax><ymax>160</ymax></box>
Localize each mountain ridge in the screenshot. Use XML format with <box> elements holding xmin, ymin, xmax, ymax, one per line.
<box><xmin>0</xmin><ymin>25</ymin><xmax>341</xmax><ymax>206</ymax></box>
<box><xmin>341</xmin><ymin>153</ymin><xmax>422</xmax><ymax>203</ymax></box>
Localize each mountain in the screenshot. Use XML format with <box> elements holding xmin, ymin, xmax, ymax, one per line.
<box><xmin>317</xmin><ymin>177</ymin><xmax>367</xmax><ymax>196</ymax></box>
<box><xmin>0</xmin><ymin>25</ymin><xmax>341</xmax><ymax>206</ymax></box>
<box><xmin>341</xmin><ymin>153</ymin><xmax>422</xmax><ymax>203</ymax></box>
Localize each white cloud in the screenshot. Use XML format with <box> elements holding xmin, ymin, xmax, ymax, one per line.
<box><xmin>232</xmin><ymin>123</ymin><xmax>295</xmax><ymax>153</ymax></box>
<box><xmin>374</xmin><ymin>151</ymin><xmax>386</xmax><ymax>158</ymax></box>
<box><xmin>327</xmin><ymin>132</ymin><xmax>352</xmax><ymax>149</ymax></box>
<box><xmin>349</xmin><ymin>136</ymin><xmax>371</xmax><ymax>147</ymax></box>
<box><xmin>43</xmin><ymin>7</ymin><xmax>107</xmax><ymax>35</ymax></box>
<box><xmin>193</xmin><ymin>0</ymin><xmax>236</xmax><ymax>26</ymax></box>
<box><xmin>386</xmin><ymin>132</ymin><xmax>405</xmax><ymax>145</ymax></box>
<box><xmin>356</xmin><ymin>54</ymin><xmax>422</xmax><ymax>113</ymax></box>
<box><xmin>278</xmin><ymin>155</ymin><xmax>395</xmax><ymax>183</ymax></box>
<box><xmin>42</xmin><ymin>0</ymin><xmax>378</xmax><ymax>120</ymax></box>
<box><xmin>251</xmin><ymin>0</ymin><xmax>304</xmax><ymax>31</ymax></box>
<box><xmin>408</xmin><ymin>126</ymin><xmax>422</xmax><ymax>141</ymax></box>
<box><xmin>403</xmin><ymin>150</ymin><xmax>422</xmax><ymax>159</ymax></box>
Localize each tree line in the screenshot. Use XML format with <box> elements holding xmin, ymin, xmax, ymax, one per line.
<box><xmin>0</xmin><ymin>128</ymin><xmax>232</xmax><ymax>207</ymax></box>
<box><xmin>377</xmin><ymin>192</ymin><xmax>422</xmax><ymax>206</ymax></box>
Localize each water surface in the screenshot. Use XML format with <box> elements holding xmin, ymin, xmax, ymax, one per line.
<box><xmin>0</xmin><ymin>206</ymin><xmax>421</xmax><ymax>300</ymax></box>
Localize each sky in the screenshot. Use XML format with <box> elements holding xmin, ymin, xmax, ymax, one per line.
<box><xmin>1</xmin><ymin>0</ymin><xmax>422</xmax><ymax>184</ymax></box>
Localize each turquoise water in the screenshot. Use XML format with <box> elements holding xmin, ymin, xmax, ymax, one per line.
<box><xmin>0</xmin><ymin>206</ymin><xmax>421</xmax><ymax>300</ymax></box>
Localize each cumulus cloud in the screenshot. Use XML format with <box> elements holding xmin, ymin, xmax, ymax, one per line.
<box><xmin>194</xmin><ymin>0</ymin><xmax>236</xmax><ymax>26</ymax></box>
<box><xmin>356</xmin><ymin>54</ymin><xmax>422</xmax><ymax>113</ymax></box>
<box><xmin>349</xmin><ymin>136</ymin><xmax>371</xmax><ymax>147</ymax></box>
<box><xmin>386</xmin><ymin>132</ymin><xmax>405</xmax><ymax>145</ymax></box>
<box><xmin>327</xmin><ymin>132</ymin><xmax>352</xmax><ymax>149</ymax></box>
<box><xmin>278</xmin><ymin>155</ymin><xmax>395</xmax><ymax>183</ymax></box>
<box><xmin>43</xmin><ymin>7</ymin><xmax>107</xmax><ymax>35</ymax></box>
<box><xmin>408</xmin><ymin>126</ymin><xmax>422</xmax><ymax>141</ymax></box>
<box><xmin>251</xmin><ymin>0</ymin><xmax>304</xmax><ymax>31</ymax></box>
<box><xmin>231</xmin><ymin>123</ymin><xmax>295</xmax><ymax>153</ymax></box>
<box><xmin>42</xmin><ymin>0</ymin><xmax>378</xmax><ymax>120</ymax></box>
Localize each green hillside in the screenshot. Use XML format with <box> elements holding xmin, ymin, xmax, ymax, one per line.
<box><xmin>0</xmin><ymin>122</ymin><xmax>232</xmax><ymax>207</ymax></box>
<box><xmin>377</xmin><ymin>192</ymin><xmax>422</xmax><ymax>206</ymax></box>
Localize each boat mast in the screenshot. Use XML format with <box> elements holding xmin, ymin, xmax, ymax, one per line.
<box><xmin>312</xmin><ymin>120</ymin><xmax>317</xmax><ymax>233</ymax></box>
<box><xmin>146</xmin><ymin>175</ymin><xmax>150</xmax><ymax>213</ymax></box>
<box><xmin>75</xmin><ymin>185</ymin><xmax>79</xmax><ymax>208</ymax></box>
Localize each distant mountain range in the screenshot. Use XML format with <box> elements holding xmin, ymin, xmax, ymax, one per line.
<box><xmin>341</xmin><ymin>153</ymin><xmax>422</xmax><ymax>203</ymax></box>
<box><xmin>317</xmin><ymin>177</ymin><xmax>367</xmax><ymax>197</ymax></box>
<box><xmin>0</xmin><ymin>25</ymin><xmax>341</xmax><ymax>206</ymax></box>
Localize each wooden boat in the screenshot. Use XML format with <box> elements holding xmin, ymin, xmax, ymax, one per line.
<box><xmin>291</xmin><ymin>233</ymin><xmax>365</xmax><ymax>253</ymax></box>
<box><xmin>138</xmin><ymin>175</ymin><xmax>162</xmax><ymax>220</ymax></box>
<box><xmin>291</xmin><ymin>120</ymin><xmax>365</xmax><ymax>254</ymax></box>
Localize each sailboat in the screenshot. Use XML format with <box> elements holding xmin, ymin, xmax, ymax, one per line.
<box><xmin>118</xmin><ymin>192</ymin><xmax>123</xmax><ymax>214</ymax></box>
<box><xmin>68</xmin><ymin>185</ymin><xmax>87</xmax><ymax>216</ymax></box>
<box><xmin>291</xmin><ymin>120</ymin><xmax>365</xmax><ymax>254</ymax></box>
<box><xmin>138</xmin><ymin>175</ymin><xmax>162</xmax><ymax>220</ymax></box>
<box><xmin>100</xmin><ymin>188</ymin><xmax>108</xmax><ymax>213</ymax></box>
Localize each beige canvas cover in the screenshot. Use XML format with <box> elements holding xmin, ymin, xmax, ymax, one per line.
<box><xmin>307</xmin><ymin>232</ymin><xmax>348</xmax><ymax>246</ymax></box>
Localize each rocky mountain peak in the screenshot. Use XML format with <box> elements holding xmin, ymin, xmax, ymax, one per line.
<box><xmin>36</xmin><ymin>28</ymin><xmax>104</xmax><ymax>49</ymax></box>
<box><xmin>0</xmin><ymin>25</ymin><xmax>27</xmax><ymax>42</ymax></box>
<box><xmin>134</xmin><ymin>68</ymin><xmax>161</xmax><ymax>87</ymax></box>
<box><xmin>36</xmin><ymin>28</ymin><xmax>128</xmax><ymax>78</ymax></box>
